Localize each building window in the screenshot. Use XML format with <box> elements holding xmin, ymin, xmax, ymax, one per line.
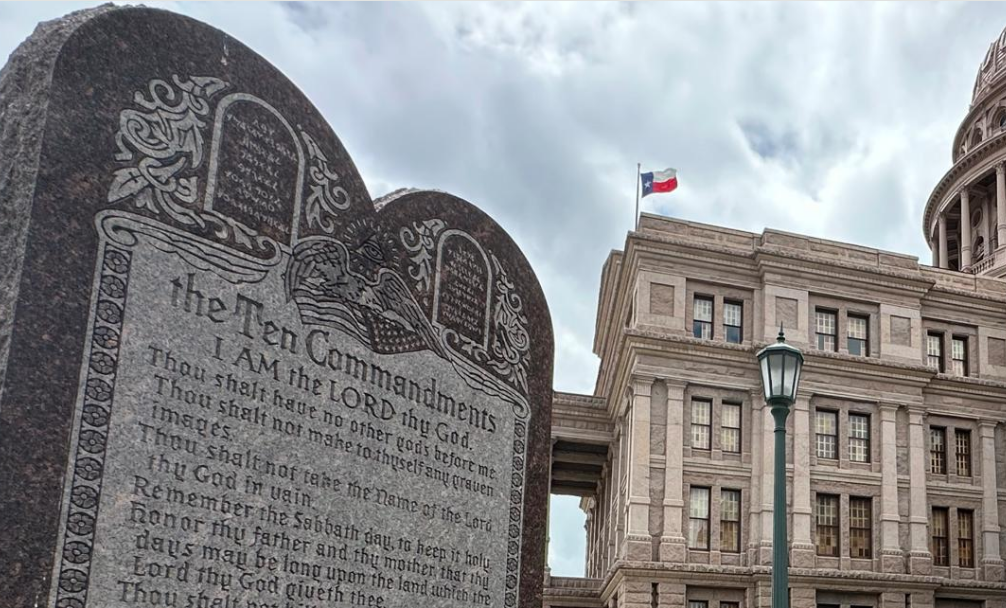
<box><xmin>722</xmin><ymin>402</ymin><xmax>741</xmax><ymax>453</ymax></box>
<box><xmin>816</xmin><ymin>494</ymin><xmax>839</xmax><ymax>556</ymax></box>
<box><xmin>849</xmin><ymin>413</ymin><xmax>871</xmax><ymax>463</ymax></box>
<box><xmin>952</xmin><ymin>337</ymin><xmax>968</xmax><ymax>376</ymax></box>
<box><xmin>724</xmin><ymin>300</ymin><xmax>743</xmax><ymax>344</ymax></box>
<box><xmin>932</xmin><ymin>507</ymin><xmax>949</xmax><ymax>566</ymax></box>
<box><xmin>693</xmin><ymin>296</ymin><xmax>713</xmax><ymax>340</ymax></box>
<box><xmin>815</xmin><ymin>410</ymin><xmax>838</xmax><ymax>460</ymax></box>
<box><xmin>720</xmin><ymin>603</ymin><xmax>739</xmax><ymax>608</ymax></box>
<box><xmin>930</xmin><ymin>427</ymin><xmax>947</xmax><ymax>474</ymax></box>
<box><xmin>721</xmin><ymin>489</ymin><xmax>741</xmax><ymax>553</ymax></box>
<box><xmin>816</xmin><ymin>309</ymin><xmax>838</xmax><ymax>351</ymax></box>
<box><xmin>689</xmin><ymin>602</ymin><xmax>708</xmax><ymax>608</ymax></box>
<box><xmin>927</xmin><ymin>332</ymin><xmax>944</xmax><ymax>372</ymax></box>
<box><xmin>691</xmin><ymin>399</ymin><xmax>711</xmax><ymax>450</ymax></box>
<box><xmin>955</xmin><ymin>429</ymin><xmax>972</xmax><ymax>477</ymax></box>
<box><xmin>849</xmin><ymin>497</ymin><xmax>873</xmax><ymax>558</ymax></box>
<box><xmin>689</xmin><ymin>487</ymin><xmax>710</xmax><ymax>550</ymax></box>
<box><xmin>848</xmin><ymin>314</ymin><xmax>869</xmax><ymax>356</ymax></box>
<box><xmin>959</xmin><ymin>510</ymin><xmax>975</xmax><ymax>568</ymax></box>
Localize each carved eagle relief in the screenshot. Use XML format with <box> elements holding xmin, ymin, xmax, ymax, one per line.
<box><xmin>285</xmin><ymin>237</ymin><xmax>447</xmax><ymax>358</ymax></box>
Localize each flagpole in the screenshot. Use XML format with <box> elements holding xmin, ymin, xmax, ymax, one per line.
<box><xmin>634</xmin><ymin>162</ymin><xmax>641</xmax><ymax>230</ymax></box>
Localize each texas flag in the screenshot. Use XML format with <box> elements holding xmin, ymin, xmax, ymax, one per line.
<box><xmin>641</xmin><ymin>168</ymin><xmax>678</xmax><ymax>197</ymax></box>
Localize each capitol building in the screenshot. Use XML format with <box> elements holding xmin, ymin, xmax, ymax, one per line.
<box><xmin>544</xmin><ymin>26</ymin><xmax>1006</xmax><ymax>608</ymax></box>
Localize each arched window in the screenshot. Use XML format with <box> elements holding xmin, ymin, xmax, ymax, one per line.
<box><xmin>997</xmin><ymin>109</ymin><xmax>1006</xmax><ymax>129</ymax></box>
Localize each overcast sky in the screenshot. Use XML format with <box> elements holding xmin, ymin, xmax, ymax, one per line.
<box><xmin>4</xmin><ymin>1</ymin><xmax>1005</xmax><ymax>578</ymax></box>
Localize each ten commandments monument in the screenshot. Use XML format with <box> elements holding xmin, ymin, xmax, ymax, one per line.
<box><xmin>0</xmin><ymin>6</ymin><xmax>553</xmax><ymax>608</ymax></box>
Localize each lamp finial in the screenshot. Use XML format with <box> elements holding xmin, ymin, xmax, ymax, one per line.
<box><xmin>777</xmin><ymin>324</ymin><xmax>786</xmax><ymax>343</ymax></box>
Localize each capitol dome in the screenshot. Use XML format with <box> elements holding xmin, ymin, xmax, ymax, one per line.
<box><xmin>923</xmin><ymin>25</ymin><xmax>1006</xmax><ymax>279</ymax></box>
<box><xmin>973</xmin><ymin>26</ymin><xmax>1006</xmax><ymax>107</ymax></box>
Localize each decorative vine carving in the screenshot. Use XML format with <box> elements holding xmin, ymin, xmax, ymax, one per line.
<box><xmin>107</xmin><ymin>75</ymin><xmax>280</xmax><ymax>255</ymax></box>
<box><xmin>301</xmin><ymin>130</ymin><xmax>350</xmax><ymax>233</ymax></box>
<box><xmin>488</xmin><ymin>254</ymin><xmax>530</xmax><ymax>393</ymax></box>
<box><xmin>400</xmin><ymin>219</ymin><xmax>447</xmax><ymax>297</ymax></box>
<box><xmin>108</xmin><ymin>75</ymin><xmax>227</xmax><ymax>226</ymax></box>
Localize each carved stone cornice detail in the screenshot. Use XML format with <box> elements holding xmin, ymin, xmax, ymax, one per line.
<box><xmin>598</xmin><ymin>560</ymin><xmax>1006</xmax><ymax>590</ymax></box>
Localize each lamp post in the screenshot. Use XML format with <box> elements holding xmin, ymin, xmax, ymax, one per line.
<box><xmin>756</xmin><ymin>327</ymin><xmax>804</xmax><ymax>608</ymax></box>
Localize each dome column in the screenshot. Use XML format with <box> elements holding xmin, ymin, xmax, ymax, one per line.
<box><xmin>961</xmin><ymin>188</ymin><xmax>973</xmax><ymax>271</ymax></box>
<box><xmin>997</xmin><ymin>163</ymin><xmax>1006</xmax><ymax>252</ymax></box>
<box><xmin>938</xmin><ymin>214</ymin><xmax>949</xmax><ymax>269</ymax></box>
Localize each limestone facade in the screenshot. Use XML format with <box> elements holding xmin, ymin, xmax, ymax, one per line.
<box><xmin>543</xmin><ymin>215</ymin><xmax>1006</xmax><ymax>608</ymax></box>
<box><xmin>543</xmin><ymin>25</ymin><xmax>1006</xmax><ymax>608</ymax></box>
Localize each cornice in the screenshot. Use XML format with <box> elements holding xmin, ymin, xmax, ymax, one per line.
<box><xmin>630</xmin><ymin>229</ymin><xmax>938</xmax><ymax>296</ymax></box>
<box><xmin>552</xmin><ymin>391</ymin><xmax>605</xmax><ymax>410</ymax></box>
<box><xmin>630</xmin><ymin>230</ymin><xmax>757</xmax><ymax>262</ymax></box>
<box><xmin>755</xmin><ymin>246</ymin><xmax>931</xmax><ymax>292</ymax></box>
<box><xmin>925</xmin><ymin>374</ymin><xmax>1006</xmax><ymax>400</ymax></box>
<box><xmin>922</xmin><ymin>283</ymin><xmax>1006</xmax><ymax>307</ymax></box>
<box><xmin>599</xmin><ymin>560</ymin><xmax>1006</xmax><ymax>590</ymax></box>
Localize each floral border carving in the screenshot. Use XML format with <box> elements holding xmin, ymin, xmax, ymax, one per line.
<box><xmin>52</xmin><ymin>245</ymin><xmax>131</xmax><ymax>608</ymax></box>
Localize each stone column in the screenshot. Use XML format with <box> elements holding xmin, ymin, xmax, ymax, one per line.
<box><xmin>879</xmin><ymin>403</ymin><xmax>905</xmax><ymax>572</ymax></box>
<box><xmin>931</xmin><ymin>238</ymin><xmax>939</xmax><ymax>267</ymax></box>
<box><xmin>584</xmin><ymin>500</ymin><xmax>595</xmax><ymax>577</ymax></box>
<box><xmin>907</xmin><ymin>407</ymin><xmax>933</xmax><ymax>574</ymax></box>
<box><xmin>962</xmin><ymin>189</ymin><xmax>973</xmax><ymax>270</ymax></box>
<box><xmin>980</xmin><ymin>421</ymin><xmax>1004</xmax><ymax>580</ymax></box>
<box><xmin>997</xmin><ymin>163</ymin><xmax>1006</xmax><ymax>250</ymax></box>
<box><xmin>983</xmin><ymin>197</ymin><xmax>991</xmax><ymax>257</ymax></box>
<box><xmin>791</xmin><ymin>394</ymin><xmax>815</xmax><ymax>567</ymax></box>
<box><xmin>660</xmin><ymin>381</ymin><xmax>687</xmax><ymax>562</ymax></box>
<box><xmin>939</xmin><ymin>214</ymin><xmax>949</xmax><ymax>269</ymax></box>
<box><xmin>625</xmin><ymin>378</ymin><xmax>652</xmax><ymax>560</ymax></box>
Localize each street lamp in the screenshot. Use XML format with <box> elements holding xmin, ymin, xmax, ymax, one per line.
<box><xmin>756</xmin><ymin>327</ymin><xmax>804</xmax><ymax>608</ymax></box>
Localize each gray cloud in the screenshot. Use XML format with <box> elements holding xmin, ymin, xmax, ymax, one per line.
<box><xmin>4</xmin><ymin>0</ymin><xmax>1005</xmax><ymax>577</ymax></box>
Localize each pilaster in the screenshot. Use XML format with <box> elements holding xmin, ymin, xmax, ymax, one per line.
<box><xmin>748</xmin><ymin>389</ymin><xmax>765</xmax><ymax>564</ymax></box>
<box><xmin>879</xmin><ymin>402</ymin><xmax>905</xmax><ymax>572</ymax></box>
<box><xmin>612</xmin><ymin>421</ymin><xmax>625</xmax><ymax>560</ymax></box>
<box><xmin>656</xmin><ymin>582</ymin><xmax>686</xmax><ymax>608</ymax></box>
<box><xmin>907</xmin><ymin>407</ymin><xmax>932</xmax><ymax>574</ymax></box>
<box><xmin>980</xmin><ymin>421</ymin><xmax>1004</xmax><ymax>581</ymax></box>
<box><xmin>758</xmin><ymin>393</ymin><xmax>775</xmax><ymax>565</ymax></box>
<box><xmin>659</xmin><ymin>380</ymin><xmax>687</xmax><ymax>562</ymax></box>
<box><xmin>625</xmin><ymin>378</ymin><xmax>652</xmax><ymax>560</ymax></box>
<box><xmin>791</xmin><ymin>393</ymin><xmax>815</xmax><ymax>567</ymax></box>
<box><xmin>791</xmin><ymin>587</ymin><xmax>816</xmax><ymax>608</ymax></box>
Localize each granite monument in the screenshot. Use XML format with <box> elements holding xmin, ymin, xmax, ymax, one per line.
<box><xmin>0</xmin><ymin>6</ymin><xmax>553</xmax><ymax>608</ymax></box>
